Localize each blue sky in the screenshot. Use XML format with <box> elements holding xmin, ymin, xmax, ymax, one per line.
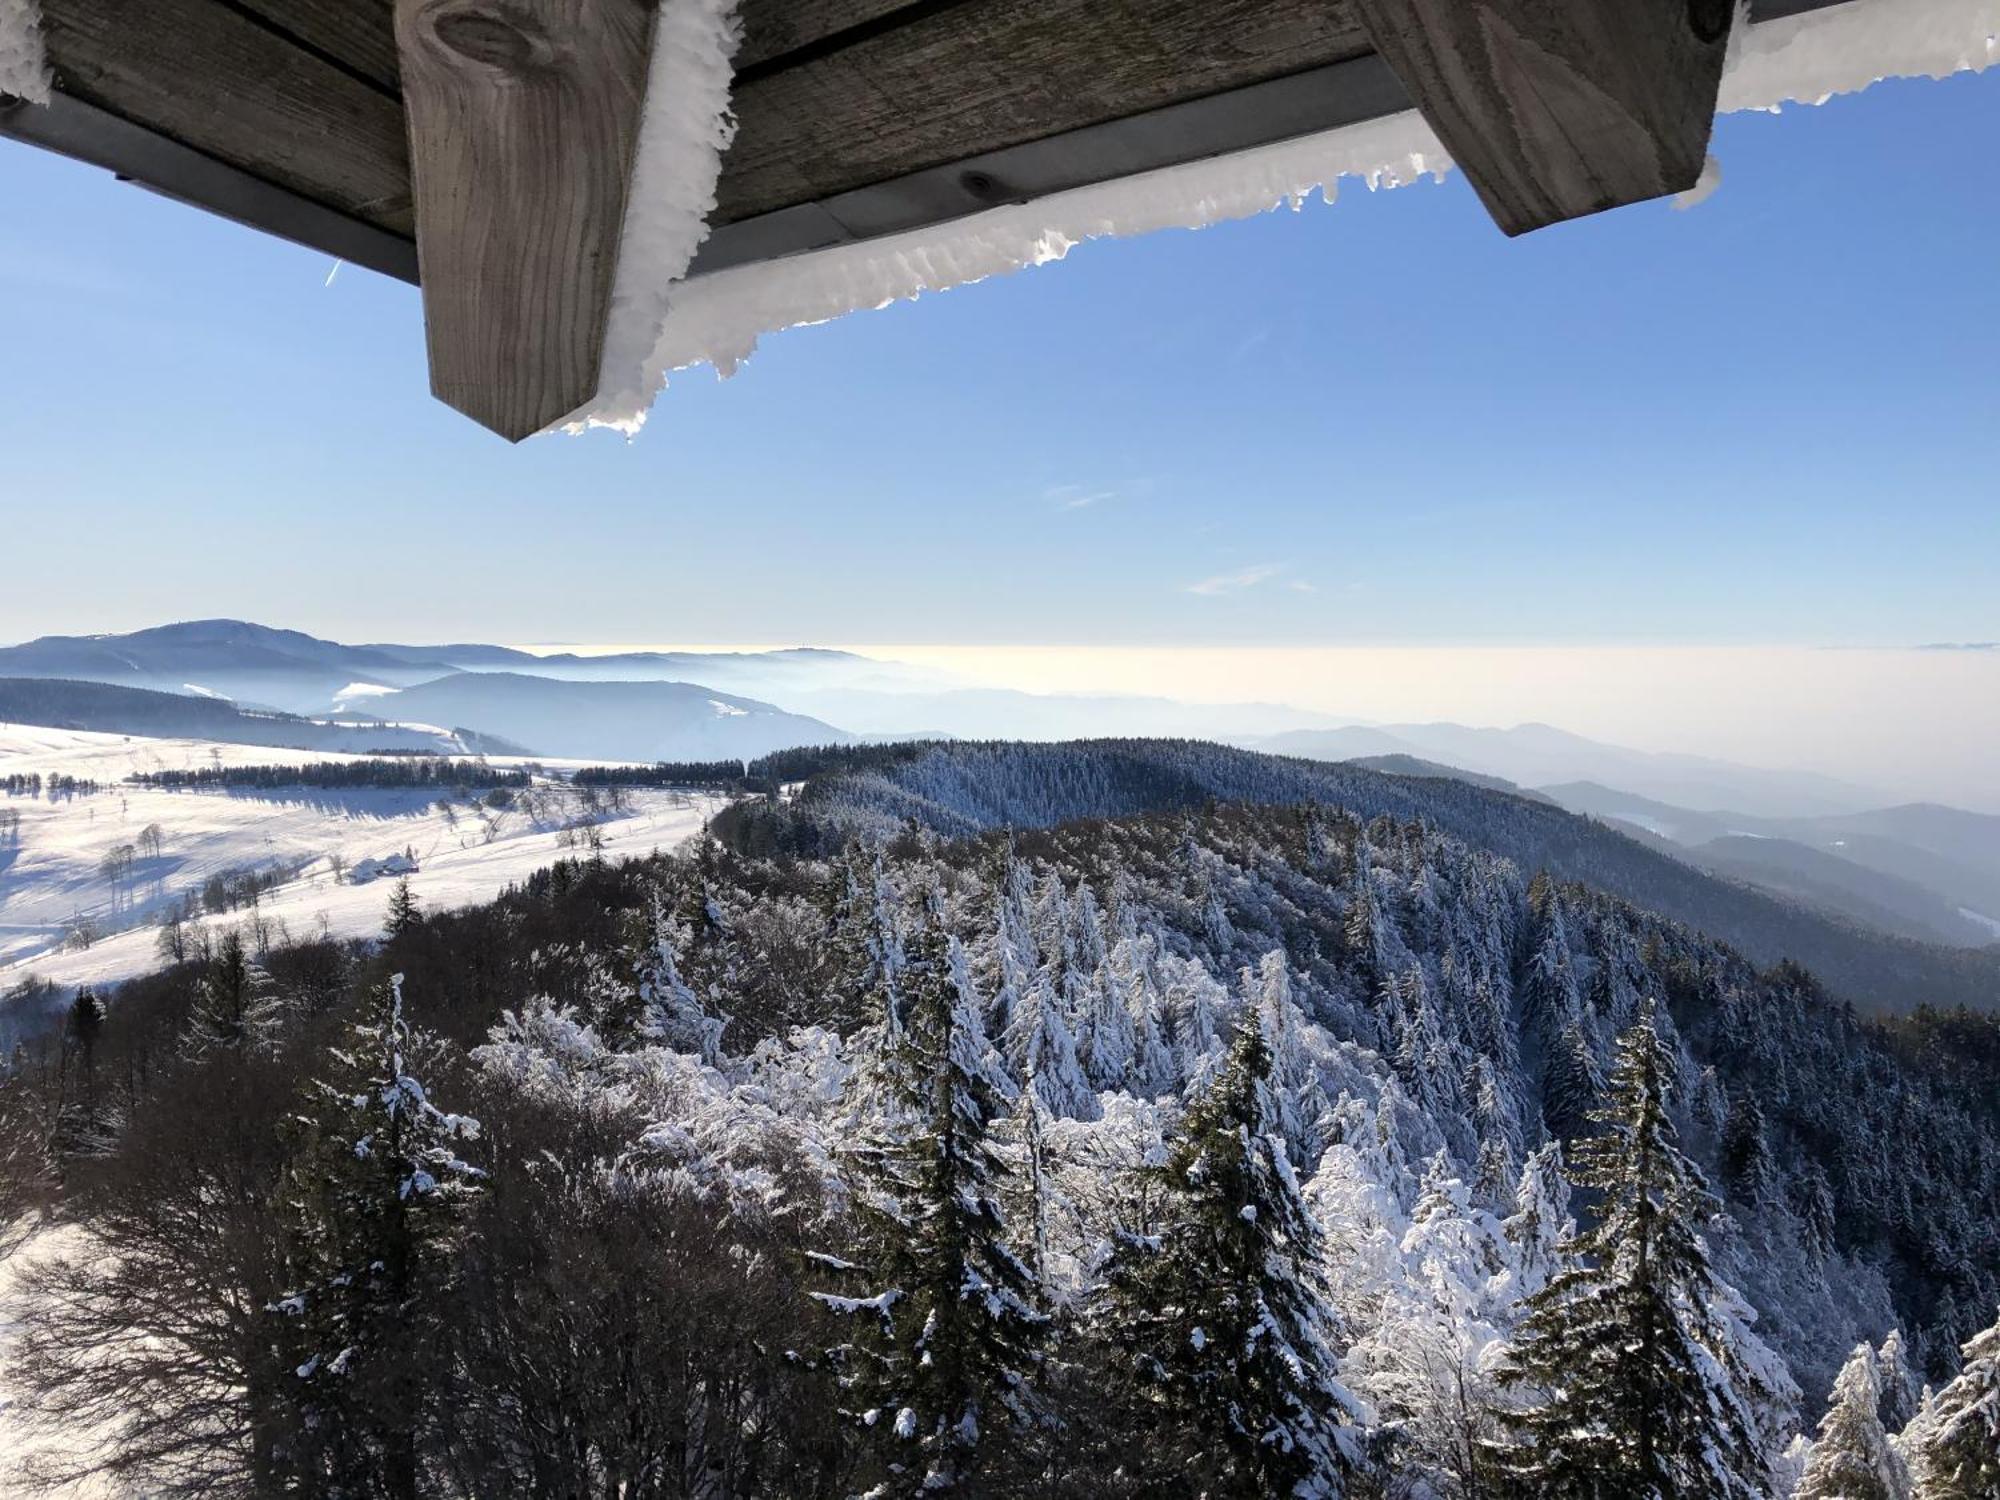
<box><xmin>0</xmin><ymin>68</ymin><xmax>1995</xmax><ymax>651</ymax></box>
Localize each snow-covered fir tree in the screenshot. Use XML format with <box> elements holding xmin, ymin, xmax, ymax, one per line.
<box><xmin>815</xmin><ymin>896</ymin><xmax>1048</xmax><ymax>1495</ymax></box>
<box><xmin>1004</xmin><ymin>963</ymin><xmax>1097</xmax><ymax>1121</ymax></box>
<box><xmin>633</xmin><ymin>888</ymin><xmax>727</xmax><ymax>1063</ymax></box>
<box><xmin>1094</xmin><ymin>1010</ymin><xmax>1364</xmax><ymax>1497</ymax></box>
<box><xmin>1498</xmin><ymin>1140</ymin><xmax>1573</xmax><ymax>1305</ymax></box>
<box><xmin>1877</xmin><ymin>1329</ymin><xmax>1923</xmax><ymax>1435</ymax></box>
<box><xmin>1906</xmin><ymin>1310</ymin><xmax>2000</xmax><ymax>1500</ymax></box>
<box><xmin>1797</xmin><ymin>1341</ymin><xmax>1910</xmax><ymax>1500</ymax></box>
<box><xmin>1493</xmin><ymin>1005</ymin><xmax>1783</xmax><ymax>1500</ymax></box>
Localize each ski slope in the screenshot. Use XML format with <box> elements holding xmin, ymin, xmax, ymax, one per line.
<box><xmin>0</xmin><ymin>724</ymin><xmax>719</xmax><ymax>993</ymax></box>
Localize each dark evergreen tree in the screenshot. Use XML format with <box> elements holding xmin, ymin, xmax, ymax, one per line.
<box><xmin>183</xmin><ymin>929</ymin><xmax>286</xmax><ymax>1057</ymax></box>
<box><xmin>1540</xmin><ymin>1020</ymin><xmax>1604</xmax><ymax>1146</ymax></box>
<box><xmin>383</xmin><ymin>876</ymin><xmax>420</xmax><ymax>940</ymax></box>
<box><xmin>67</xmin><ymin>986</ymin><xmax>104</xmax><ymax>1064</ymax></box>
<box><xmin>271</xmin><ymin>975</ymin><xmax>481</xmax><ymax>1498</ymax></box>
<box><xmin>1494</xmin><ymin>1005</ymin><xmax>1777</xmax><ymax>1499</ymax></box>
<box><xmin>1095</xmin><ymin>1011</ymin><xmax>1364</xmax><ymax>1497</ymax></box>
<box><xmin>1721</xmin><ymin>1083</ymin><xmax>1778</xmax><ymax>1209</ymax></box>
<box><xmin>816</xmin><ymin>898</ymin><xmax>1047</xmax><ymax>1495</ymax></box>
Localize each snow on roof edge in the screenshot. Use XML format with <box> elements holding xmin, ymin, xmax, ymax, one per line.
<box><xmin>1720</xmin><ymin>0</ymin><xmax>1999</xmax><ymax>112</ymax></box>
<box><xmin>573</xmin><ymin>0</ymin><xmax>2000</xmax><ymax>437</ymax></box>
<box><xmin>573</xmin><ymin>110</ymin><xmax>1455</xmax><ymax>435</ymax></box>
<box><xmin>561</xmin><ymin>0</ymin><xmax>743</xmax><ymax>435</ymax></box>
<box><xmin>0</xmin><ymin>0</ymin><xmax>51</xmax><ymax>105</ymax></box>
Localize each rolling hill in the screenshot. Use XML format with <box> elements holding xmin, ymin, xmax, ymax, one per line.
<box><xmin>370</xmin><ymin>673</ymin><xmax>852</xmax><ymax>763</ymax></box>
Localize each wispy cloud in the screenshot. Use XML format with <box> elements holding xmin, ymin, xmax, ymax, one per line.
<box><xmin>1048</xmin><ymin>486</ymin><xmax>1119</xmax><ymax>511</ymax></box>
<box><xmin>1914</xmin><ymin>641</ymin><xmax>1996</xmax><ymax>651</ymax></box>
<box><xmin>1185</xmin><ymin>563</ymin><xmax>1286</xmax><ymax>596</ymax></box>
<box><xmin>1045</xmin><ymin>478</ymin><xmax>1155</xmax><ymax>512</ymax></box>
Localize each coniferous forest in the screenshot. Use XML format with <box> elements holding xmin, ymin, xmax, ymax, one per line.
<box><xmin>2</xmin><ymin>743</ymin><xmax>1996</xmax><ymax>1497</ymax></box>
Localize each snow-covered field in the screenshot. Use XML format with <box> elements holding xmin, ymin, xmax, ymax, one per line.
<box><xmin>0</xmin><ymin>724</ymin><xmax>718</xmax><ymax>994</ymax></box>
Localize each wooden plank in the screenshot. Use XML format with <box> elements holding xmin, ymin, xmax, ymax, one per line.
<box><xmin>714</xmin><ymin>0</ymin><xmax>1373</xmax><ymax>223</ymax></box>
<box><xmin>1348</xmin><ymin>0</ymin><xmax>1732</xmax><ymax>235</ymax></box>
<box><xmin>39</xmin><ymin>0</ymin><xmax>413</xmax><ymax>233</ymax></box>
<box><xmin>394</xmin><ymin>0</ymin><xmax>654</xmax><ymax>440</ymax></box>
<box><xmin>696</xmin><ymin>50</ymin><xmax>1412</xmax><ymax>272</ymax></box>
<box><xmin>735</xmin><ymin>0</ymin><xmax>933</xmax><ymax>73</ymax></box>
<box><xmin>225</xmin><ymin>0</ymin><xmax>402</xmax><ymax>94</ymax></box>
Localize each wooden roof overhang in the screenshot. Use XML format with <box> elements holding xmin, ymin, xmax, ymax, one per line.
<box><xmin>0</xmin><ymin>0</ymin><xmax>1864</xmax><ymax>438</ymax></box>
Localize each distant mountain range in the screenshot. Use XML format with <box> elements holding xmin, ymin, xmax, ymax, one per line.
<box><xmin>3</xmin><ymin>622</ymin><xmax>1992</xmax><ymax>959</ymax></box>
<box><xmin>0</xmin><ymin>621</ymin><xmax>461</xmax><ymax>714</ymax></box>
<box><xmin>1538</xmin><ymin>781</ymin><xmax>2000</xmax><ymax>949</ymax></box>
<box><xmin>1251</xmin><ymin>722</ymin><xmax>1887</xmax><ymax>818</ymax></box>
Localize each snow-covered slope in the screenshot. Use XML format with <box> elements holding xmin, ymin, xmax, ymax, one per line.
<box><xmin>0</xmin><ymin>725</ymin><xmax>717</xmax><ymax>993</ymax></box>
<box><xmin>367</xmin><ymin>672</ymin><xmax>852</xmax><ymax>764</ymax></box>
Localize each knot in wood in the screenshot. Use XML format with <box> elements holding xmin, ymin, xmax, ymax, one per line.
<box><xmin>1687</xmin><ymin>0</ymin><xmax>1733</xmax><ymax>46</ymax></box>
<box><xmin>426</xmin><ymin>4</ymin><xmax>555</xmax><ymax>74</ymax></box>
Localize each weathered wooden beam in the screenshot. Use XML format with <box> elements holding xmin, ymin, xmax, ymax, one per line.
<box><xmin>718</xmin><ymin>0</ymin><xmax>1374</xmax><ymax>223</ymax></box>
<box><xmin>39</xmin><ymin>0</ymin><xmax>413</xmax><ymax>234</ymax></box>
<box><xmin>394</xmin><ymin>0</ymin><xmax>653</xmax><ymax>440</ymax></box>
<box><xmin>1348</xmin><ymin>0</ymin><xmax>1733</xmax><ymax>235</ymax></box>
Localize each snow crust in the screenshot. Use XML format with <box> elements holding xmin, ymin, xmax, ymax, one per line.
<box><xmin>0</xmin><ymin>0</ymin><xmax>49</xmax><ymax>105</ymax></box>
<box><xmin>1719</xmin><ymin>0</ymin><xmax>1999</xmax><ymax>113</ymax></box>
<box><xmin>575</xmin><ymin>109</ymin><xmax>1453</xmax><ymax>434</ymax></box>
<box><xmin>569</xmin><ymin>0</ymin><xmax>2000</xmax><ymax>436</ymax></box>
<box><xmin>571</xmin><ymin>0</ymin><xmax>744</xmax><ymax>434</ymax></box>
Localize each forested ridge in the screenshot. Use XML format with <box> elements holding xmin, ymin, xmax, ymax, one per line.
<box><xmin>1</xmin><ymin>748</ymin><xmax>1996</xmax><ymax>1496</ymax></box>
<box><xmin>716</xmin><ymin>738</ymin><xmax>2000</xmax><ymax>1018</ymax></box>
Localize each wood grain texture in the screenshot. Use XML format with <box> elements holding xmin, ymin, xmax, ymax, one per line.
<box><xmin>715</xmin><ymin>0</ymin><xmax>1372</xmax><ymax>223</ymax></box>
<box><xmin>735</xmin><ymin>0</ymin><xmax>930</xmax><ymax>71</ymax></box>
<box><xmin>39</xmin><ymin>0</ymin><xmax>414</xmax><ymax>232</ymax></box>
<box><xmin>1349</xmin><ymin>0</ymin><xmax>1731</xmax><ymax>235</ymax></box>
<box><xmin>395</xmin><ymin>0</ymin><xmax>653</xmax><ymax>440</ymax></box>
<box><xmin>228</xmin><ymin>0</ymin><xmax>402</xmax><ymax>93</ymax></box>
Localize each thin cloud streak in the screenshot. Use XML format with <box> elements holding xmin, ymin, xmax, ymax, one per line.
<box><xmin>1185</xmin><ymin>563</ymin><xmax>1284</xmax><ymax>596</ymax></box>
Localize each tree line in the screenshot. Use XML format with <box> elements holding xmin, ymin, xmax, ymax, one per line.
<box><xmin>129</xmin><ymin>759</ymin><xmax>531</xmax><ymax>792</ymax></box>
